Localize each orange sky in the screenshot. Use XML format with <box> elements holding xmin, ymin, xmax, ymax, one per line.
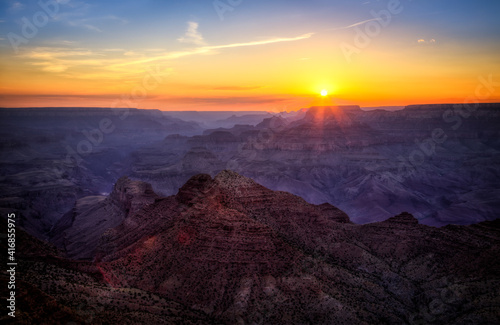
<box><xmin>1</xmin><ymin>1</ymin><xmax>499</xmax><ymax>111</ymax></box>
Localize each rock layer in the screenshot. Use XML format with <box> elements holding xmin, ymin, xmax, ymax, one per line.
<box><xmin>89</xmin><ymin>171</ymin><xmax>500</xmax><ymax>324</ymax></box>
<box><xmin>51</xmin><ymin>176</ymin><xmax>158</xmax><ymax>259</ymax></box>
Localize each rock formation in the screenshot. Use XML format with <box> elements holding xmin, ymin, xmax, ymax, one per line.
<box><xmin>53</xmin><ymin>171</ymin><xmax>498</xmax><ymax>324</ymax></box>
<box><xmin>128</xmin><ymin>104</ymin><xmax>500</xmax><ymax>226</ymax></box>
<box><xmin>51</xmin><ymin>176</ymin><xmax>158</xmax><ymax>259</ymax></box>
<box><xmin>3</xmin><ymin>171</ymin><xmax>500</xmax><ymax>323</ymax></box>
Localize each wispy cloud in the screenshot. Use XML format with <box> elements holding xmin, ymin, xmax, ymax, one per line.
<box><xmin>111</xmin><ymin>32</ymin><xmax>314</xmax><ymax>68</ymax></box>
<box><xmin>21</xmin><ymin>47</ymin><xmax>95</xmax><ymax>59</ymax></box>
<box><xmin>0</xmin><ymin>94</ymin><xmax>280</xmax><ymax>107</ymax></box>
<box><xmin>0</xmin><ymin>93</ymin><xmax>143</xmax><ymax>100</ymax></box>
<box><xmin>16</xmin><ymin>31</ymin><xmax>313</xmax><ymax>81</ymax></box>
<box><xmin>178</xmin><ymin>21</ymin><xmax>206</xmax><ymax>46</ymax></box>
<box><xmin>80</xmin><ymin>23</ymin><xmax>102</xmax><ymax>32</ymax></box>
<box><xmin>58</xmin><ymin>40</ymin><xmax>78</xmax><ymax>45</ymax></box>
<box><xmin>20</xmin><ymin>47</ymin><xmax>108</xmax><ymax>73</ymax></box>
<box><xmin>31</xmin><ymin>62</ymin><xmax>70</xmax><ymax>73</ymax></box>
<box><xmin>52</xmin><ymin>3</ymin><xmax>127</xmax><ymax>33</ymax></box>
<box><xmin>208</xmin><ymin>33</ymin><xmax>314</xmax><ymax>50</ymax></box>
<box><xmin>103</xmin><ymin>48</ymin><xmax>126</xmax><ymax>52</ymax></box>
<box><xmin>10</xmin><ymin>1</ymin><xmax>25</xmax><ymax>12</ymax></box>
<box><xmin>417</xmin><ymin>39</ymin><xmax>437</xmax><ymax>45</ymax></box>
<box><xmin>101</xmin><ymin>15</ymin><xmax>128</xmax><ymax>25</ymax></box>
<box><xmin>65</xmin><ymin>16</ymin><xmax>127</xmax><ymax>33</ymax></box>
<box><xmin>109</xmin><ymin>47</ymin><xmax>213</xmax><ymax>68</ymax></box>
<box><xmin>333</xmin><ymin>18</ymin><xmax>382</xmax><ymax>30</ymax></box>
<box><xmin>160</xmin><ymin>96</ymin><xmax>288</xmax><ymax>105</ymax></box>
<box><xmin>213</xmin><ymin>86</ymin><xmax>262</xmax><ymax>91</ymax></box>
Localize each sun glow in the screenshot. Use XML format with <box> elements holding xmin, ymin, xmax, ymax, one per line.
<box><xmin>321</xmin><ymin>89</ymin><xmax>328</xmax><ymax>96</ymax></box>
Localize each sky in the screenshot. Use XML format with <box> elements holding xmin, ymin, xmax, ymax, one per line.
<box><xmin>0</xmin><ymin>0</ymin><xmax>499</xmax><ymax>111</ymax></box>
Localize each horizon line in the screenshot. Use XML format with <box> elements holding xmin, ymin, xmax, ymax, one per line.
<box><xmin>1</xmin><ymin>102</ymin><xmax>500</xmax><ymax>112</ymax></box>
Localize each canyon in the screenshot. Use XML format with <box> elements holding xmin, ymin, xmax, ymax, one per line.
<box><xmin>2</xmin><ymin>171</ymin><xmax>499</xmax><ymax>324</ymax></box>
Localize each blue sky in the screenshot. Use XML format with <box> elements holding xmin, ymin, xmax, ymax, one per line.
<box><xmin>2</xmin><ymin>0</ymin><xmax>498</xmax><ymax>50</ymax></box>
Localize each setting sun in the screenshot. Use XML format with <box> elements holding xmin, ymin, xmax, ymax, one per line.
<box><xmin>0</xmin><ymin>0</ymin><xmax>498</xmax><ymax>111</ymax></box>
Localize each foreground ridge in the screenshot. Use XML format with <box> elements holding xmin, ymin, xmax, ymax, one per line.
<box><xmin>6</xmin><ymin>171</ymin><xmax>500</xmax><ymax>324</ymax></box>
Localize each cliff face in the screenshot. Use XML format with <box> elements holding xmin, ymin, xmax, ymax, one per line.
<box><xmin>51</xmin><ymin>176</ymin><xmax>158</xmax><ymax>260</ymax></box>
<box><xmin>109</xmin><ymin>176</ymin><xmax>158</xmax><ymax>215</ymax></box>
<box><xmin>88</xmin><ymin>171</ymin><xmax>500</xmax><ymax>324</ymax></box>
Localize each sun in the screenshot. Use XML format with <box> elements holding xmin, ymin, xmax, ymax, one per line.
<box><xmin>320</xmin><ymin>89</ymin><xmax>328</xmax><ymax>96</ymax></box>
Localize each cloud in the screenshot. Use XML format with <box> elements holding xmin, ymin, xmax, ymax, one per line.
<box><xmin>52</xmin><ymin>3</ymin><xmax>127</xmax><ymax>33</ymax></box>
<box><xmin>59</xmin><ymin>40</ymin><xmax>78</xmax><ymax>45</ymax></box>
<box><xmin>160</xmin><ymin>96</ymin><xmax>288</xmax><ymax>106</ymax></box>
<box><xmin>16</xmin><ymin>31</ymin><xmax>313</xmax><ymax>81</ymax></box>
<box><xmin>10</xmin><ymin>1</ymin><xmax>25</xmax><ymax>11</ymax></box>
<box><xmin>80</xmin><ymin>23</ymin><xmax>102</xmax><ymax>32</ymax></box>
<box><xmin>102</xmin><ymin>15</ymin><xmax>128</xmax><ymax>25</ymax></box>
<box><xmin>16</xmin><ymin>45</ymin><xmax>165</xmax><ymax>80</ymax></box>
<box><xmin>21</xmin><ymin>47</ymin><xmax>94</xmax><ymax>59</ymax></box>
<box><xmin>65</xmin><ymin>16</ymin><xmax>128</xmax><ymax>32</ymax></box>
<box><xmin>213</xmin><ymin>86</ymin><xmax>262</xmax><ymax>91</ymax></box>
<box><xmin>178</xmin><ymin>21</ymin><xmax>206</xmax><ymax>46</ymax></box>
<box><xmin>41</xmin><ymin>64</ymin><xmax>70</xmax><ymax>73</ymax></box>
<box><xmin>103</xmin><ymin>48</ymin><xmax>126</xmax><ymax>52</ymax></box>
<box><xmin>417</xmin><ymin>39</ymin><xmax>436</xmax><ymax>45</ymax></box>
<box><xmin>111</xmin><ymin>32</ymin><xmax>314</xmax><ymax>68</ymax></box>
<box><xmin>207</xmin><ymin>33</ymin><xmax>314</xmax><ymax>50</ymax></box>
<box><xmin>56</xmin><ymin>14</ymin><xmax>102</xmax><ymax>32</ymax></box>
<box><xmin>19</xmin><ymin>47</ymin><xmax>110</xmax><ymax>75</ymax></box>
<box><xmin>0</xmin><ymin>93</ymin><xmax>138</xmax><ymax>100</ymax></box>
<box><xmin>332</xmin><ymin>18</ymin><xmax>382</xmax><ymax>30</ymax></box>
<box><xmin>12</xmin><ymin>44</ymin><xmax>166</xmax><ymax>81</ymax></box>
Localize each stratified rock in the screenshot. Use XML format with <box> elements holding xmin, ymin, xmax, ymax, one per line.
<box><xmin>109</xmin><ymin>176</ymin><xmax>158</xmax><ymax>215</ymax></box>
<box><xmin>88</xmin><ymin>171</ymin><xmax>500</xmax><ymax>324</ymax></box>
<box><xmin>51</xmin><ymin>176</ymin><xmax>158</xmax><ymax>260</ymax></box>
